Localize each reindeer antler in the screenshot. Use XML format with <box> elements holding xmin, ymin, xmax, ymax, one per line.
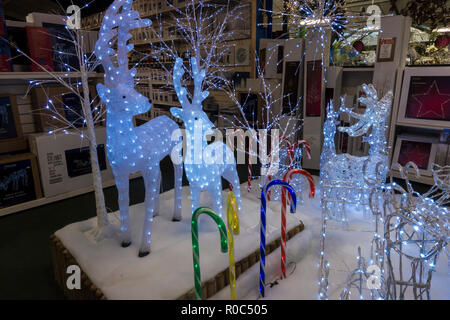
<box><xmin>95</xmin><ymin>0</ymin><xmax>151</xmax><ymax>87</ymax></box>
<box><xmin>173</xmin><ymin>57</ymin><xmax>209</xmax><ymax>110</ymax></box>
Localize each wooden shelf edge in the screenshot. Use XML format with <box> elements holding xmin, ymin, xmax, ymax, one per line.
<box><xmin>0</xmin><ymin>72</ymin><xmax>104</xmax><ymax>80</ymax></box>
<box><xmin>396</xmin><ymin>121</ymin><xmax>449</xmax><ymax>131</ymax></box>
<box><xmin>391</xmin><ymin>170</ymin><xmax>435</xmax><ymax>186</ymax></box>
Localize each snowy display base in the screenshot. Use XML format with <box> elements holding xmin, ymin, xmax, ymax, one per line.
<box><xmin>53</xmin><ymin>181</ymin><xmax>305</xmax><ymax>300</ymax></box>
<box><xmin>212</xmin><ymin>185</ymin><xmax>450</xmax><ymax>300</ymax></box>
<box><xmin>53</xmin><ymin>177</ymin><xmax>449</xmax><ymax>300</ymax></box>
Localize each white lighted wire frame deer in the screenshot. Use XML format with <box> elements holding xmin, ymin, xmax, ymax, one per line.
<box><xmin>363</xmin><ymin>163</ymin><xmax>448</xmax><ymax>300</ymax></box>
<box><xmin>170</xmin><ymin>57</ymin><xmax>242</xmax><ymax>216</ymax></box>
<box><xmin>95</xmin><ymin>0</ymin><xmax>183</xmax><ymax>257</ymax></box>
<box><xmin>383</xmin><ymin>164</ymin><xmax>447</xmax><ymax>300</ymax></box>
<box><xmin>320</xmin><ymin>84</ymin><xmax>393</xmax><ymax>223</ymax></box>
<box><xmin>339</xmin><ymin>162</ymin><xmax>448</xmax><ymax>300</ymax></box>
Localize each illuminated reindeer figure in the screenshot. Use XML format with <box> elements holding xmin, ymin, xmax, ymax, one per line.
<box><xmin>170</xmin><ymin>57</ymin><xmax>242</xmax><ymax>216</ymax></box>
<box><xmin>320</xmin><ymin>84</ymin><xmax>393</xmax><ymax>222</ymax></box>
<box><xmin>95</xmin><ymin>0</ymin><xmax>183</xmax><ymax>257</ymax></box>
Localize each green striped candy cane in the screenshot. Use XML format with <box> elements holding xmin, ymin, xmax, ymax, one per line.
<box><xmin>191</xmin><ymin>207</ymin><xmax>228</xmax><ymax>300</ymax></box>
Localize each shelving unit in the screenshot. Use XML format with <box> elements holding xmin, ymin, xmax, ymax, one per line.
<box><xmin>0</xmin><ymin>173</ymin><xmax>142</xmax><ymax>217</ymax></box>
<box><xmin>0</xmin><ymin>72</ymin><xmax>104</xmax><ymax>80</ymax></box>
<box><xmin>0</xmin><ymin>71</ymin><xmax>107</xmax><ymax>215</ymax></box>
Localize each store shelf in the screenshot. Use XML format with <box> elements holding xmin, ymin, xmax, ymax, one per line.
<box><xmin>132</xmin><ymin>37</ymin><xmax>183</xmax><ymax>45</ymax></box>
<box><xmin>139</xmin><ymin>0</ymin><xmax>213</xmax><ymax>19</ymax></box>
<box><xmin>0</xmin><ymin>173</ymin><xmax>142</xmax><ymax>217</ymax></box>
<box><xmin>391</xmin><ymin>170</ymin><xmax>435</xmax><ymax>186</ymax></box>
<box><xmin>342</xmin><ymin>67</ymin><xmax>375</xmax><ymax>72</ymax></box>
<box><xmin>0</xmin><ymin>72</ymin><xmax>104</xmax><ymax>80</ymax></box>
<box><xmin>152</xmin><ymin>101</ymin><xmax>182</xmax><ymax>107</ymax></box>
<box><xmin>396</xmin><ymin>121</ymin><xmax>449</xmax><ymax>131</ymax></box>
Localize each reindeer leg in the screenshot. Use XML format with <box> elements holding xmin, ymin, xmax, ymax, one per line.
<box><xmin>172</xmin><ymin>162</ymin><xmax>183</xmax><ymax>221</ymax></box>
<box><xmin>190</xmin><ymin>185</ymin><xmax>201</xmax><ymax>215</ymax></box>
<box><xmin>153</xmin><ymin>169</ymin><xmax>162</xmax><ymax>217</ymax></box>
<box><xmin>116</xmin><ymin>174</ymin><xmax>132</xmax><ymax>248</ymax></box>
<box><xmin>139</xmin><ymin>168</ymin><xmax>160</xmax><ymax>257</ymax></box>
<box><xmin>208</xmin><ymin>180</ymin><xmax>223</xmax><ymax>218</ymax></box>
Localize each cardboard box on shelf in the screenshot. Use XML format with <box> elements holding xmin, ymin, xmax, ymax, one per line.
<box><xmin>0</xmin><ymin>152</ymin><xmax>42</xmax><ymax>208</ymax></box>
<box><xmin>31</xmin><ymin>84</ymin><xmax>101</xmax><ymax>133</ymax></box>
<box><xmin>0</xmin><ymin>95</ymin><xmax>28</xmax><ymax>154</ymax></box>
<box><xmin>28</xmin><ymin>127</ymin><xmax>113</xmax><ymax>198</ymax></box>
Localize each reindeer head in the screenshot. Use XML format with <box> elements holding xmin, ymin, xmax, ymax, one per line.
<box><xmin>170</xmin><ymin>57</ymin><xmax>214</xmax><ymax>135</ymax></box>
<box><xmin>97</xmin><ymin>83</ymin><xmax>151</xmax><ymax>116</ymax></box>
<box><xmin>94</xmin><ymin>0</ymin><xmax>151</xmax><ymax>114</ymax></box>
<box><xmin>338</xmin><ymin>84</ymin><xmax>393</xmax><ymax>137</ymax></box>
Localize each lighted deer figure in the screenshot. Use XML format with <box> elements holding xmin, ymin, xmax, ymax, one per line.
<box><xmin>95</xmin><ymin>0</ymin><xmax>183</xmax><ymax>257</ymax></box>
<box><xmin>170</xmin><ymin>57</ymin><xmax>242</xmax><ymax>216</ymax></box>
<box><xmin>320</xmin><ymin>84</ymin><xmax>393</xmax><ymax>222</ymax></box>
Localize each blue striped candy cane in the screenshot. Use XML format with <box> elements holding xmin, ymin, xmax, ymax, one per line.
<box><xmin>260</xmin><ymin>180</ymin><xmax>297</xmax><ymax>297</ymax></box>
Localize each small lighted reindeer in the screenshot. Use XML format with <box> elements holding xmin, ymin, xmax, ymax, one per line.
<box><xmin>95</xmin><ymin>0</ymin><xmax>183</xmax><ymax>257</ymax></box>
<box><xmin>170</xmin><ymin>57</ymin><xmax>242</xmax><ymax>216</ymax></box>
<box><xmin>320</xmin><ymin>84</ymin><xmax>392</xmax><ymax>222</ymax></box>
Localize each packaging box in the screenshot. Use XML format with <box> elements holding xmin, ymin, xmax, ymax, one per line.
<box><xmin>28</xmin><ymin>127</ymin><xmax>114</xmax><ymax>198</ymax></box>
<box><xmin>31</xmin><ymin>85</ymin><xmax>100</xmax><ymax>133</ymax></box>
<box><xmin>0</xmin><ymin>152</ymin><xmax>42</xmax><ymax>208</ymax></box>
<box><xmin>0</xmin><ymin>95</ymin><xmax>28</xmax><ymax>154</ymax></box>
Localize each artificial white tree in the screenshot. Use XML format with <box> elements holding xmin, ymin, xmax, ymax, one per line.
<box><xmin>6</xmin><ymin>8</ymin><xmax>112</xmax><ymax>240</ymax></box>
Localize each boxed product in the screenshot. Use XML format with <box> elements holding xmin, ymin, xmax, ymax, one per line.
<box><xmin>0</xmin><ymin>153</ymin><xmax>42</xmax><ymax>208</ymax></box>
<box><xmin>31</xmin><ymin>85</ymin><xmax>100</xmax><ymax>133</ymax></box>
<box><xmin>0</xmin><ymin>95</ymin><xmax>28</xmax><ymax>154</ymax></box>
<box><xmin>28</xmin><ymin>127</ymin><xmax>113</xmax><ymax>198</ymax></box>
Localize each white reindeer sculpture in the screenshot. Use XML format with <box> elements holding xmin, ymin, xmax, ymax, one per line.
<box><xmin>95</xmin><ymin>0</ymin><xmax>183</xmax><ymax>257</ymax></box>
<box><xmin>320</xmin><ymin>84</ymin><xmax>393</xmax><ymax>222</ymax></box>
<box><xmin>170</xmin><ymin>57</ymin><xmax>242</xmax><ymax>216</ymax></box>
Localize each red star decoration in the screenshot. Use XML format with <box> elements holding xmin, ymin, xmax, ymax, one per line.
<box><xmin>412</xmin><ymin>81</ymin><xmax>450</xmax><ymax>120</ymax></box>
<box><xmin>398</xmin><ymin>141</ymin><xmax>432</xmax><ymax>170</ymax></box>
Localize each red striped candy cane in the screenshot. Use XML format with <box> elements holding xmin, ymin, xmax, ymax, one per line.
<box><xmin>283</xmin><ymin>168</ymin><xmax>315</xmax><ymax>206</ymax></box>
<box><xmin>280</xmin><ymin>169</ymin><xmax>314</xmax><ymax>278</ymax></box>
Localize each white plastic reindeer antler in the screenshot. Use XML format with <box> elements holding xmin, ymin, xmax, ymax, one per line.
<box><xmin>173</xmin><ymin>57</ymin><xmax>210</xmax><ymax>110</ymax></box>
<box><xmin>94</xmin><ymin>0</ymin><xmax>151</xmax><ymax>87</ymax></box>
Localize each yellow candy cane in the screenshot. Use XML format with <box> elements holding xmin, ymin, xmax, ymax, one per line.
<box><xmin>227</xmin><ymin>191</ymin><xmax>240</xmax><ymax>235</ymax></box>
<box><xmin>226</xmin><ymin>191</ymin><xmax>240</xmax><ymax>300</ymax></box>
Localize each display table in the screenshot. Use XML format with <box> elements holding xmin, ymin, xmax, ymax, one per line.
<box><xmin>50</xmin><ymin>182</ymin><xmax>305</xmax><ymax>300</ymax></box>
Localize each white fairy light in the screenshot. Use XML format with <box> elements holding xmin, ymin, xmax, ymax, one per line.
<box><xmin>318</xmin><ymin>84</ymin><xmax>393</xmax><ymax>299</ymax></box>
<box><xmin>95</xmin><ymin>0</ymin><xmax>183</xmax><ymax>257</ymax></box>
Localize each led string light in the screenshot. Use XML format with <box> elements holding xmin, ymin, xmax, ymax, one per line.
<box><xmin>191</xmin><ymin>207</ymin><xmax>228</xmax><ymax>300</ymax></box>
<box><xmin>318</xmin><ymin>84</ymin><xmax>393</xmax><ymax>299</ymax></box>
<box><xmin>95</xmin><ymin>0</ymin><xmax>183</xmax><ymax>256</ymax></box>
<box><xmin>259</xmin><ymin>180</ymin><xmax>297</xmax><ymax>298</ymax></box>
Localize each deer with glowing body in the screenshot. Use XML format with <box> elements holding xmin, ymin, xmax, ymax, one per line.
<box><xmin>320</xmin><ymin>84</ymin><xmax>392</xmax><ymax>221</ymax></box>
<box><xmin>95</xmin><ymin>0</ymin><xmax>183</xmax><ymax>257</ymax></box>
<box><xmin>170</xmin><ymin>57</ymin><xmax>242</xmax><ymax>216</ymax></box>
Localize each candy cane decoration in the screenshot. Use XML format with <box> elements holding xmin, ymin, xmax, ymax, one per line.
<box><xmin>283</xmin><ymin>169</ymin><xmax>315</xmax><ymax>199</ymax></box>
<box><xmin>280</xmin><ymin>169</ymin><xmax>315</xmax><ymax>278</ymax></box>
<box><xmin>267</xmin><ymin>138</ymin><xmax>311</xmax><ymax>201</ymax></box>
<box><xmin>191</xmin><ymin>207</ymin><xmax>228</xmax><ymax>300</ymax></box>
<box><xmin>260</xmin><ymin>180</ymin><xmax>297</xmax><ymax>297</ymax></box>
<box><xmin>226</xmin><ymin>192</ymin><xmax>240</xmax><ymax>299</ymax></box>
